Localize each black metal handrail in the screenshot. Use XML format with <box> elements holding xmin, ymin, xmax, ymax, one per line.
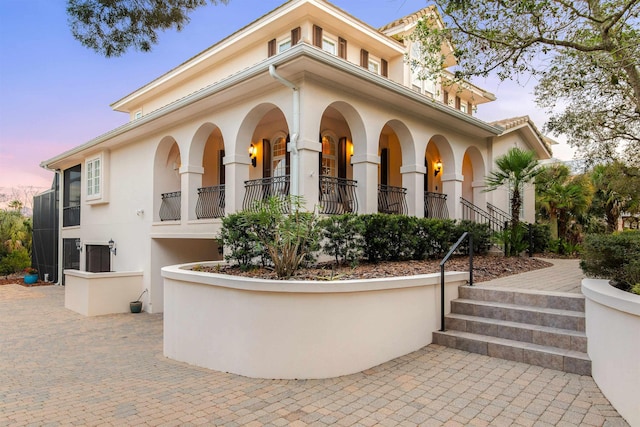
<box><xmin>243</xmin><ymin>176</ymin><xmax>290</xmax><ymax>211</ymax></box>
<box><xmin>378</xmin><ymin>184</ymin><xmax>408</xmax><ymax>215</ymax></box>
<box><xmin>319</xmin><ymin>176</ymin><xmax>358</xmax><ymax>215</ymax></box>
<box><xmin>196</xmin><ymin>185</ymin><xmax>225</xmax><ymax>219</ymax></box>
<box><xmin>159</xmin><ymin>191</ymin><xmax>181</xmax><ymax>221</ymax></box>
<box><xmin>424</xmin><ymin>192</ymin><xmax>449</xmax><ymax>219</ymax></box>
<box><xmin>487</xmin><ymin>202</ymin><xmax>512</xmax><ymax>226</ymax></box>
<box><xmin>460</xmin><ymin>197</ymin><xmax>502</xmax><ymax>234</ymax></box>
<box><xmin>440</xmin><ymin>232</ymin><xmax>473</xmax><ymax>332</ymax></box>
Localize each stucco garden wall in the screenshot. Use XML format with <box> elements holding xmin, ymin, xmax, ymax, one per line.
<box><xmin>582</xmin><ymin>279</ymin><xmax>640</xmax><ymax>427</ymax></box>
<box><xmin>162</xmin><ymin>262</ymin><xmax>467</xmax><ymax>379</ymax></box>
<box><xmin>64</xmin><ymin>270</ymin><xmax>144</xmax><ymax>316</ymax></box>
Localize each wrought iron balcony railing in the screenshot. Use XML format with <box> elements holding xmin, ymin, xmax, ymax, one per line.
<box><xmin>243</xmin><ymin>176</ymin><xmax>290</xmax><ymax>211</ymax></box>
<box><xmin>424</xmin><ymin>192</ymin><xmax>449</xmax><ymax>219</ymax></box>
<box><xmin>159</xmin><ymin>191</ymin><xmax>181</xmax><ymax>221</ymax></box>
<box><xmin>195</xmin><ymin>185</ymin><xmax>225</xmax><ymax>219</ymax></box>
<box><xmin>319</xmin><ymin>176</ymin><xmax>358</xmax><ymax>215</ymax></box>
<box><xmin>378</xmin><ymin>185</ymin><xmax>408</xmax><ymax>215</ymax></box>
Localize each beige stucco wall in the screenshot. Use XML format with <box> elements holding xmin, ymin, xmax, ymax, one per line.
<box><xmin>582</xmin><ymin>279</ymin><xmax>640</xmax><ymax>427</ymax></box>
<box><xmin>163</xmin><ymin>262</ymin><xmax>467</xmax><ymax>379</ymax></box>
<box><xmin>64</xmin><ymin>270</ymin><xmax>143</xmax><ymax>316</ymax></box>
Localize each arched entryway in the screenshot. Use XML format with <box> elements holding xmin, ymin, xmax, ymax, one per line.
<box><xmin>154</xmin><ymin>136</ymin><xmax>182</xmax><ymax>221</ymax></box>
<box><xmin>318</xmin><ymin>106</ymin><xmax>356</xmax><ymax>214</ymax></box>
<box><xmin>241</xmin><ymin>105</ymin><xmax>291</xmax><ymax>210</ymax></box>
<box><xmin>378</xmin><ymin>123</ymin><xmax>407</xmax><ymax>215</ymax></box>
<box><xmin>424</xmin><ymin>136</ymin><xmax>451</xmax><ymax>218</ymax></box>
<box><xmin>190</xmin><ymin>123</ymin><xmax>226</xmax><ymax>219</ymax></box>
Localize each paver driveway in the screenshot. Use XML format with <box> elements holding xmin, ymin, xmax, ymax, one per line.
<box><xmin>0</xmin><ymin>283</ymin><xmax>628</xmax><ymax>426</ymax></box>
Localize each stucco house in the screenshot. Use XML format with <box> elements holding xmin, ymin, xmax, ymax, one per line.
<box><xmin>41</xmin><ymin>0</ymin><xmax>552</xmax><ymax>314</ymax></box>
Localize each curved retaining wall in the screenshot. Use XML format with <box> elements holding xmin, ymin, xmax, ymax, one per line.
<box><xmin>162</xmin><ymin>262</ymin><xmax>468</xmax><ymax>379</ymax></box>
<box><xmin>582</xmin><ymin>279</ymin><xmax>640</xmax><ymax>427</ymax></box>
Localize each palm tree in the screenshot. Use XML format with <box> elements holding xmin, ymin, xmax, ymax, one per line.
<box><xmin>536</xmin><ymin>165</ymin><xmax>593</xmax><ymax>240</ymax></box>
<box><xmin>485</xmin><ymin>147</ymin><xmax>540</xmax><ymax>255</ymax></box>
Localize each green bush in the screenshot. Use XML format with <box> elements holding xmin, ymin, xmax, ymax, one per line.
<box><xmin>413</xmin><ymin>218</ymin><xmax>457</xmax><ymax>259</ymax></box>
<box><xmin>580</xmin><ymin>231</ymin><xmax>640</xmax><ymax>291</ymax></box>
<box><xmin>319</xmin><ymin>213</ymin><xmax>365</xmax><ymax>266</ymax></box>
<box><xmin>0</xmin><ymin>246</ymin><xmax>30</xmax><ymax>276</ymax></box>
<box><xmin>529</xmin><ymin>223</ymin><xmax>551</xmax><ymax>253</ymax></box>
<box><xmin>219</xmin><ymin>212</ymin><xmax>261</xmax><ymax>269</ymax></box>
<box><xmin>453</xmin><ymin>220</ymin><xmax>492</xmax><ymax>255</ymax></box>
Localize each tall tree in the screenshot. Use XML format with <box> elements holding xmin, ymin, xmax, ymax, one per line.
<box><xmin>536</xmin><ymin>164</ymin><xmax>593</xmax><ymax>241</ymax></box>
<box><xmin>485</xmin><ymin>147</ymin><xmax>541</xmax><ymax>255</ymax></box>
<box><xmin>412</xmin><ymin>0</ymin><xmax>640</xmax><ymax>165</ymax></box>
<box><xmin>67</xmin><ymin>0</ymin><xmax>229</xmax><ymax>57</ymax></box>
<box><xmin>590</xmin><ymin>160</ymin><xmax>640</xmax><ymax>231</ymax></box>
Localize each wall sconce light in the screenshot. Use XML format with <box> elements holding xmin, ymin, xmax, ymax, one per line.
<box><xmin>249</xmin><ymin>144</ymin><xmax>257</xmax><ymax>167</ymax></box>
<box><xmin>75</xmin><ymin>239</ymin><xmax>83</xmax><ymax>252</ymax></box>
<box><xmin>108</xmin><ymin>239</ymin><xmax>117</xmax><ymax>256</ymax></box>
<box><xmin>434</xmin><ymin>161</ymin><xmax>443</xmax><ymax>177</ymax></box>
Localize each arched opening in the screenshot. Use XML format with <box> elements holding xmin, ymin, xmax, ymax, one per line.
<box><xmin>424</xmin><ymin>136</ymin><xmax>451</xmax><ymax>218</ymax></box>
<box><xmin>378</xmin><ymin>122</ymin><xmax>409</xmax><ymax>215</ymax></box>
<box><xmin>154</xmin><ymin>137</ymin><xmax>182</xmax><ymax>221</ymax></box>
<box><xmin>241</xmin><ymin>106</ymin><xmax>291</xmax><ymax>210</ymax></box>
<box><xmin>318</xmin><ymin>106</ymin><xmax>357</xmax><ymax>214</ymax></box>
<box><xmin>191</xmin><ymin>124</ymin><xmax>225</xmax><ymax>219</ymax></box>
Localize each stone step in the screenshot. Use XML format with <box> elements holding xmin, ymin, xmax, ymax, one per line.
<box><xmin>433</xmin><ymin>330</ymin><xmax>591</xmax><ymax>375</ymax></box>
<box><xmin>451</xmin><ymin>299</ymin><xmax>585</xmax><ymax>331</ymax></box>
<box><xmin>444</xmin><ymin>313</ymin><xmax>587</xmax><ymax>352</ymax></box>
<box><xmin>459</xmin><ymin>286</ymin><xmax>585</xmax><ymax>312</ymax></box>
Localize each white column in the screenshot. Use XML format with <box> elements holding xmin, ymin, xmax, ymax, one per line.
<box><xmin>352</xmin><ymin>153</ymin><xmax>380</xmax><ymax>214</ymax></box>
<box><xmin>442</xmin><ymin>173</ymin><xmax>464</xmax><ymax>220</ymax></box>
<box><xmin>401</xmin><ymin>164</ymin><xmax>426</xmax><ymax>217</ymax></box>
<box><xmin>223</xmin><ymin>154</ymin><xmax>251</xmax><ymax>214</ymax></box>
<box><xmin>296</xmin><ymin>137</ymin><xmax>321</xmax><ymax>212</ymax></box>
<box><xmin>179</xmin><ymin>164</ymin><xmax>204</xmax><ymax>222</ymax></box>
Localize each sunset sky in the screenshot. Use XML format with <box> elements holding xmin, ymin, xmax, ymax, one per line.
<box><xmin>0</xmin><ymin>0</ymin><xmax>574</xmax><ymax>196</ymax></box>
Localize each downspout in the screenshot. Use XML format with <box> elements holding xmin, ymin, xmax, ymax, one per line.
<box><xmin>269</xmin><ymin>64</ymin><xmax>300</xmax><ymax>197</ymax></box>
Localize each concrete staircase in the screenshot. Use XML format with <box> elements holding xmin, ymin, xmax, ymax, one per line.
<box><xmin>433</xmin><ymin>286</ymin><xmax>591</xmax><ymax>375</ymax></box>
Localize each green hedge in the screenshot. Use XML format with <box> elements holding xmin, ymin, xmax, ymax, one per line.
<box><xmin>580</xmin><ymin>231</ymin><xmax>640</xmax><ymax>292</ymax></box>
<box><xmin>220</xmin><ymin>210</ymin><xmax>495</xmax><ymax>272</ymax></box>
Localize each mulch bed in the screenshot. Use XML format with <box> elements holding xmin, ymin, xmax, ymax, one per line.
<box><xmin>0</xmin><ymin>275</ymin><xmax>52</xmax><ymax>287</ymax></box>
<box><xmin>200</xmin><ymin>255</ymin><xmax>553</xmax><ymax>282</ymax></box>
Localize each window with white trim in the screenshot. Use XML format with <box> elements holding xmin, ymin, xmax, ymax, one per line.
<box><xmin>86</xmin><ymin>156</ymin><xmax>101</xmax><ymax>199</ymax></box>
<box><xmin>368</xmin><ymin>59</ymin><xmax>380</xmax><ymax>74</ymax></box>
<box><xmin>278</xmin><ymin>38</ymin><xmax>291</xmax><ymax>53</ymax></box>
<box><xmin>322</xmin><ymin>38</ymin><xmax>336</xmax><ymax>55</ymax></box>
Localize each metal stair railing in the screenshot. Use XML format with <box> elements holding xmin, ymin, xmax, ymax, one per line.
<box><xmin>460</xmin><ymin>197</ymin><xmax>503</xmax><ymax>234</ymax></box>
<box><xmin>487</xmin><ymin>202</ymin><xmax>512</xmax><ymax>226</ymax></box>
<box><xmin>440</xmin><ymin>232</ymin><xmax>473</xmax><ymax>332</ymax></box>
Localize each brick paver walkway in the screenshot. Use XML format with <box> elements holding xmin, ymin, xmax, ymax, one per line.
<box><xmin>0</xmin><ymin>269</ymin><xmax>628</xmax><ymax>426</ymax></box>
<box><xmin>477</xmin><ymin>258</ymin><xmax>585</xmax><ymax>293</ymax></box>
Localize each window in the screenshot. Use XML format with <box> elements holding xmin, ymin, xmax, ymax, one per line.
<box><xmin>134</xmin><ymin>111</ymin><xmax>142</xmax><ymax>120</ymax></box>
<box><xmin>460</xmin><ymin>103</ymin><xmax>467</xmax><ymax>113</ymax></box>
<box><xmin>368</xmin><ymin>59</ymin><xmax>380</xmax><ymax>74</ymax></box>
<box><xmin>86</xmin><ymin>245</ymin><xmax>111</xmax><ymax>273</ymax></box>
<box><xmin>278</xmin><ymin>39</ymin><xmax>291</xmax><ymax>53</ymax></box>
<box><xmin>86</xmin><ymin>156</ymin><xmax>101</xmax><ymax>199</ymax></box>
<box><xmin>63</xmin><ymin>165</ymin><xmax>81</xmax><ymax>227</ymax></box>
<box><xmin>272</xmin><ymin>137</ymin><xmax>287</xmax><ymax>177</ymax></box>
<box><xmin>322</xmin><ymin>38</ymin><xmax>336</xmax><ymax>55</ymax></box>
<box><xmin>321</xmin><ymin>135</ymin><xmax>337</xmax><ymax>176</ymax></box>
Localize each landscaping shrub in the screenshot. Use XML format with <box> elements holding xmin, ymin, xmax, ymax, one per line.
<box><xmin>529</xmin><ymin>223</ymin><xmax>551</xmax><ymax>253</ymax></box>
<box><xmin>413</xmin><ymin>218</ymin><xmax>457</xmax><ymax>259</ymax></box>
<box><xmin>219</xmin><ymin>212</ymin><xmax>262</xmax><ymax>269</ymax></box>
<box><xmin>360</xmin><ymin>214</ymin><xmax>422</xmax><ymax>262</ymax></box>
<box><xmin>580</xmin><ymin>231</ymin><xmax>640</xmax><ymax>292</ymax></box>
<box><xmin>453</xmin><ymin>220</ymin><xmax>492</xmax><ymax>255</ymax></box>
<box><xmin>319</xmin><ymin>213</ymin><xmax>365</xmax><ymax>266</ymax></box>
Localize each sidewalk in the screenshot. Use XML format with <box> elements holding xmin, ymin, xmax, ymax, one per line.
<box><xmin>0</xmin><ymin>265</ymin><xmax>628</xmax><ymax>426</ymax></box>
<box><xmin>477</xmin><ymin>257</ymin><xmax>585</xmax><ymax>294</ymax></box>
